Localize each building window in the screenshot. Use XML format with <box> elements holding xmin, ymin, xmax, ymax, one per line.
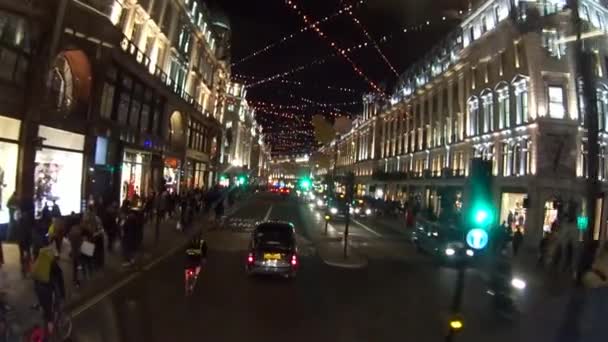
<box><xmin>497</xmin><ymin>85</ymin><xmax>510</xmax><ymax>129</ymax></box>
<box><xmin>514</xmin><ymin>78</ymin><xmax>529</xmax><ymax>124</ymax></box>
<box><xmin>100</xmin><ymin>83</ymin><xmax>115</xmax><ymax>119</ymax></box>
<box><xmin>542</xmin><ymin>29</ymin><xmax>565</xmax><ymax>59</ymax></box>
<box><xmin>514</xmin><ymin>41</ymin><xmax>521</xmax><ymax>69</ymax></box>
<box><xmin>502</xmin><ymin>142</ymin><xmax>513</xmax><ymax>176</ymax></box>
<box><xmin>116</xmin><ymin>74</ymin><xmax>132</xmax><ymax>124</ymax></box>
<box><xmin>597</xmin><ymin>86</ymin><xmax>608</xmax><ymax>131</ymax></box>
<box><xmin>468</xmin><ymin>97</ymin><xmax>480</xmax><ymax>136</ymax></box>
<box><xmin>481</xmin><ymin>91</ymin><xmax>494</xmax><ymax>133</ymax></box>
<box><xmin>548</xmin><ymin>85</ymin><xmax>565</xmax><ymax>119</ymax></box>
<box><xmin>128</xmin><ymin>83</ymin><xmax>143</xmax><ymax>128</ymax></box>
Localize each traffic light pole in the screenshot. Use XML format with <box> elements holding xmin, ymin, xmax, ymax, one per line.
<box><xmin>445</xmin><ymin>265</ymin><xmax>465</xmax><ymax>342</ymax></box>
<box><xmin>568</xmin><ymin>0</ymin><xmax>600</xmax><ymax>280</ymax></box>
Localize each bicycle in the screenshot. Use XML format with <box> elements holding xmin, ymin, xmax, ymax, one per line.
<box><xmin>29</xmin><ymin>295</ymin><xmax>72</xmax><ymax>342</ymax></box>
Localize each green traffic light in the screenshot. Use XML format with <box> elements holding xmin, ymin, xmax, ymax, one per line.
<box><xmin>475</xmin><ymin>210</ymin><xmax>489</xmax><ymax>224</ymax></box>
<box><xmin>471</xmin><ymin>205</ymin><xmax>493</xmax><ymax>227</ymax></box>
<box><xmin>300</xmin><ymin>178</ymin><xmax>311</xmax><ymax>190</ymax></box>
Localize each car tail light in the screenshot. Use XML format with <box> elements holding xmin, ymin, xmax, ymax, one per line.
<box><xmin>291</xmin><ymin>254</ymin><xmax>298</xmax><ymax>267</ymax></box>
<box><xmin>247</xmin><ymin>253</ymin><xmax>254</xmax><ymax>264</ymax></box>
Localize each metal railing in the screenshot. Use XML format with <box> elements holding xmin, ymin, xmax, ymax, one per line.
<box><xmin>119</xmin><ymin>34</ymin><xmax>211</xmax><ymax>120</ymax></box>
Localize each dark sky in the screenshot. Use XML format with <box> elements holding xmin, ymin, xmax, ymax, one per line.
<box><xmin>213</xmin><ymin>0</ymin><xmax>469</xmax><ymax>155</ymax></box>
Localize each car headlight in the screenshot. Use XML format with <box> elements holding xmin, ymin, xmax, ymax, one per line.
<box><xmin>511</xmin><ymin>277</ymin><xmax>526</xmax><ymax>290</ymax></box>
<box><xmin>466</xmin><ymin>249</ymin><xmax>474</xmax><ymax>257</ymax></box>
<box><xmin>354</xmin><ymin>208</ymin><xmax>361</xmax><ymax>214</ymax></box>
<box><xmin>445</xmin><ymin>248</ymin><xmax>456</xmax><ymax>256</ymax></box>
<box><xmin>365</xmin><ymin>208</ymin><xmax>372</xmax><ymax>215</ymax></box>
<box><xmin>330</xmin><ymin>207</ymin><xmax>338</xmax><ymax>214</ymax></box>
<box><xmin>349</xmin><ymin>207</ymin><xmax>354</xmax><ymax>214</ymax></box>
<box><xmin>316</xmin><ymin>199</ymin><xmax>323</xmax><ymax>206</ymax></box>
<box><xmin>310</xmin><ymin>194</ymin><xmax>316</xmax><ymax>200</ymax></box>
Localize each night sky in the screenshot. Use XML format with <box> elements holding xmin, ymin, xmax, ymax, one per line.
<box><xmin>213</xmin><ymin>0</ymin><xmax>470</xmax><ymax>155</ymax></box>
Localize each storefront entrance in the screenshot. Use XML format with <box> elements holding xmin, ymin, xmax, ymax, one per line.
<box><xmin>0</xmin><ymin>116</ymin><xmax>20</xmax><ymax>230</ymax></box>
<box><xmin>120</xmin><ymin>150</ymin><xmax>151</xmax><ymax>204</ymax></box>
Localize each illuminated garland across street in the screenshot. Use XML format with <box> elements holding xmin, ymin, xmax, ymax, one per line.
<box><xmin>232</xmin><ymin>0</ymin><xmax>367</xmax><ymax>66</ymax></box>
<box><xmin>341</xmin><ymin>0</ymin><xmax>399</xmax><ymax>77</ymax></box>
<box><xmin>239</xmin><ymin>15</ymin><xmax>454</xmax><ymax>89</ymax></box>
<box><xmin>284</xmin><ymin>0</ymin><xmax>386</xmax><ymax>97</ymax></box>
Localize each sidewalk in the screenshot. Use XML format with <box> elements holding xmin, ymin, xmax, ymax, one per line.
<box><xmin>0</xmin><ymin>208</ymin><xmax>221</xmax><ymax>336</ymax></box>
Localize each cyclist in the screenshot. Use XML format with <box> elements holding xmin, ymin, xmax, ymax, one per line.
<box><xmin>32</xmin><ymin>246</ymin><xmax>66</xmax><ymax>336</ymax></box>
<box><xmin>185</xmin><ymin>233</ymin><xmax>208</xmax><ymax>269</ymax></box>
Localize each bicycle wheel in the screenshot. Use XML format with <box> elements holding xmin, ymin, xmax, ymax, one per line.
<box><xmin>56</xmin><ymin>313</ymin><xmax>72</xmax><ymax>340</ymax></box>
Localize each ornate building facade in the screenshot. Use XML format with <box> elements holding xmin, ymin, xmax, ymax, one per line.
<box><xmin>317</xmin><ymin>0</ymin><xmax>608</xmax><ymax>245</ymax></box>
<box><xmin>0</xmin><ymin>0</ymin><xmax>230</xmax><ymax>232</ymax></box>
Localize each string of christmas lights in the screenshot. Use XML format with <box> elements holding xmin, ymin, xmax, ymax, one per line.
<box><xmin>241</xmin><ymin>13</ymin><xmax>454</xmax><ymax>89</ymax></box>
<box><xmin>232</xmin><ymin>1</ymin><xmax>367</xmax><ymax>66</ymax></box>
<box><xmin>284</xmin><ymin>0</ymin><xmax>386</xmax><ymax>97</ymax></box>
<box><xmin>233</xmin><ymin>74</ymin><xmax>360</xmax><ymax>94</ymax></box>
<box><xmin>340</xmin><ymin>0</ymin><xmax>399</xmax><ymax>77</ymax></box>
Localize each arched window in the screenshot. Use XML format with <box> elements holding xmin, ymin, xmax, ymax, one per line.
<box><xmin>512</xmin><ymin>76</ymin><xmax>529</xmax><ymax>124</ymax></box>
<box><xmin>468</xmin><ymin>96</ymin><xmax>480</xmax><ymax>136</ymax></box>
<box><xmin>597</xmin><ymin>84</ymin><xmax>608</xmax><ymax>131</ymax></box>
<box><xmin>481</xmin><ymin>89</ymin><xmax>494</xmax><ymax>133</ymax></box>
<box><xmin>495</xmin><ymin>82</ymin><xmax>510</xmax><ymax>129</ymax></box>
<box><xmin>169</xmin><ymin>111</ymin><xmax>185</xmax><ymax>146</ymax></box>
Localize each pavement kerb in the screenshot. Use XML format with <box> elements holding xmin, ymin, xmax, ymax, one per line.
<box><xmin>316</xmin><ymin>240</ymin><xmax>368</xmax><ymax>269</ymax></box>
<box><xmin>321</xmin><ymin>257</ymin><xmax>368</xmax><ymax>269</ymax></box>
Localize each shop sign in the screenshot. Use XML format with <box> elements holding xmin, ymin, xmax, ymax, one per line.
<box><xmin>0</xmin><ymin>115</ymin><xmax>21</xmax><ymax>140</ymax></box>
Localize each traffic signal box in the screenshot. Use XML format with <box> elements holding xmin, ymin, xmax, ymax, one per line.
<box><xmin>465</xmin><ymin>158</ymin><xmax>495</xmax><ymax>250</ymax></box>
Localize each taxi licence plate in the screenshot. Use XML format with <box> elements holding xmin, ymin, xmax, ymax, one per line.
<box><xmin>264</xmin><ymin>253</ymin><xmax>282</xmax><ymax>260</ymax></box>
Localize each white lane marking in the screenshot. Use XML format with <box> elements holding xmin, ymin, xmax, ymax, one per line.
<box><xmin>351</xmin><ymin>218</ymin><xmax>382</xmax><ymax>237</ymax></box>
<box><xmin>263</xmin><ymin>205</ymin><xmax>273</xmax><ymax>221</ymax></box>
<box><xmin>72</xmin><ymin>234</ymin><xmax>192</xmax><ymax>318</ymax></box>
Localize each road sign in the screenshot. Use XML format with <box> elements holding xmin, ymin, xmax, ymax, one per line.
<box><xmin>466</xmin><ymin>228</ymin><xmax>489</xmax><ymax>250</ymax></box>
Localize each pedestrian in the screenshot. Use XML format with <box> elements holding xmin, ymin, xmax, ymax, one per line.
<box><xmin>512</xmin><ymin>227</ymin><xmax>524</xmax><ymax>256</ymax></box>
<box><xmin>538</xmin><ymin>232</ymin><xmax>549</xmax><ymax>268</ymax></box>
<box><xmin>102</xmin><ymin>202</ymin><xmax>119</xmax><ymax>253</ymax></box>
<box><xmin>50</xmin><ymin>200</ymin><xmax>61</xmax><ymax>218</ymax></box>
<box><xmin>15</xmin><ymin>201</ymin><xmax>33</xmax><ymax>277</ymax></box>
<box><xmin>81</xmin><ymin>206</ymin><xmax>104</xmax><ymax>270</ymax></box>
<box><xmin>6</xmin><ymin>192</ymin><xmax>18</xmax><ymax>240</ymax></box>
<box><xmin>121</xmin><ymin>210</ymin><xmax>138</xmax><ymax>266</ymax></box>
<box><xmin>68</xmin><ymin>224</ymin><xmax>83</xmax><ymax>286</ymax></box>
<box><xmin>215</xmin><ymin>200</ymin><xmax>225</xmax><ymax>224</ymax></box>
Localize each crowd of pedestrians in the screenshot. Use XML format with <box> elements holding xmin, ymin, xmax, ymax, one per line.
<box><xmin>0</xmin><ymin>183</ymin><xmax>242</xmax><ymax>338</ymax></box>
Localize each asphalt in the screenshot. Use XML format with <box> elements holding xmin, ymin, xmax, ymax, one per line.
<box><xmin>68</xmin><ymin>192</ymin><xmax>571</xmax><ymax>342</ymax></box>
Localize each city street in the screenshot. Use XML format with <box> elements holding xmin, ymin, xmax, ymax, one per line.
<box><xmin>68</xmin><ymin>192</ymin><xmax>567</xmax><ymax>342</ymax></box>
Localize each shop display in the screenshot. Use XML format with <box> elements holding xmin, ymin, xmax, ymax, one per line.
<box><xmin>164</xmin><ymin>158</ymin><xmax>181</xmax><ymax>193</ymax></box>
<box><xmin>500</xmin><ymin>193</ymin><xmax>527</xmax><ymax>233</ymax></box>
<box><xmin>120</xmin><ymin>151</ymin><xmax>151</xmax><ymax>204</ymax></box>
<box><xmin>0</xmin><ymin>142</ymin><xmax>18</xmax><ymax>224</ymax></box>
<box><xmin>34</xmin><ymin>148</ymin><xmax>83</xmax><ymax>218</ymax></box>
